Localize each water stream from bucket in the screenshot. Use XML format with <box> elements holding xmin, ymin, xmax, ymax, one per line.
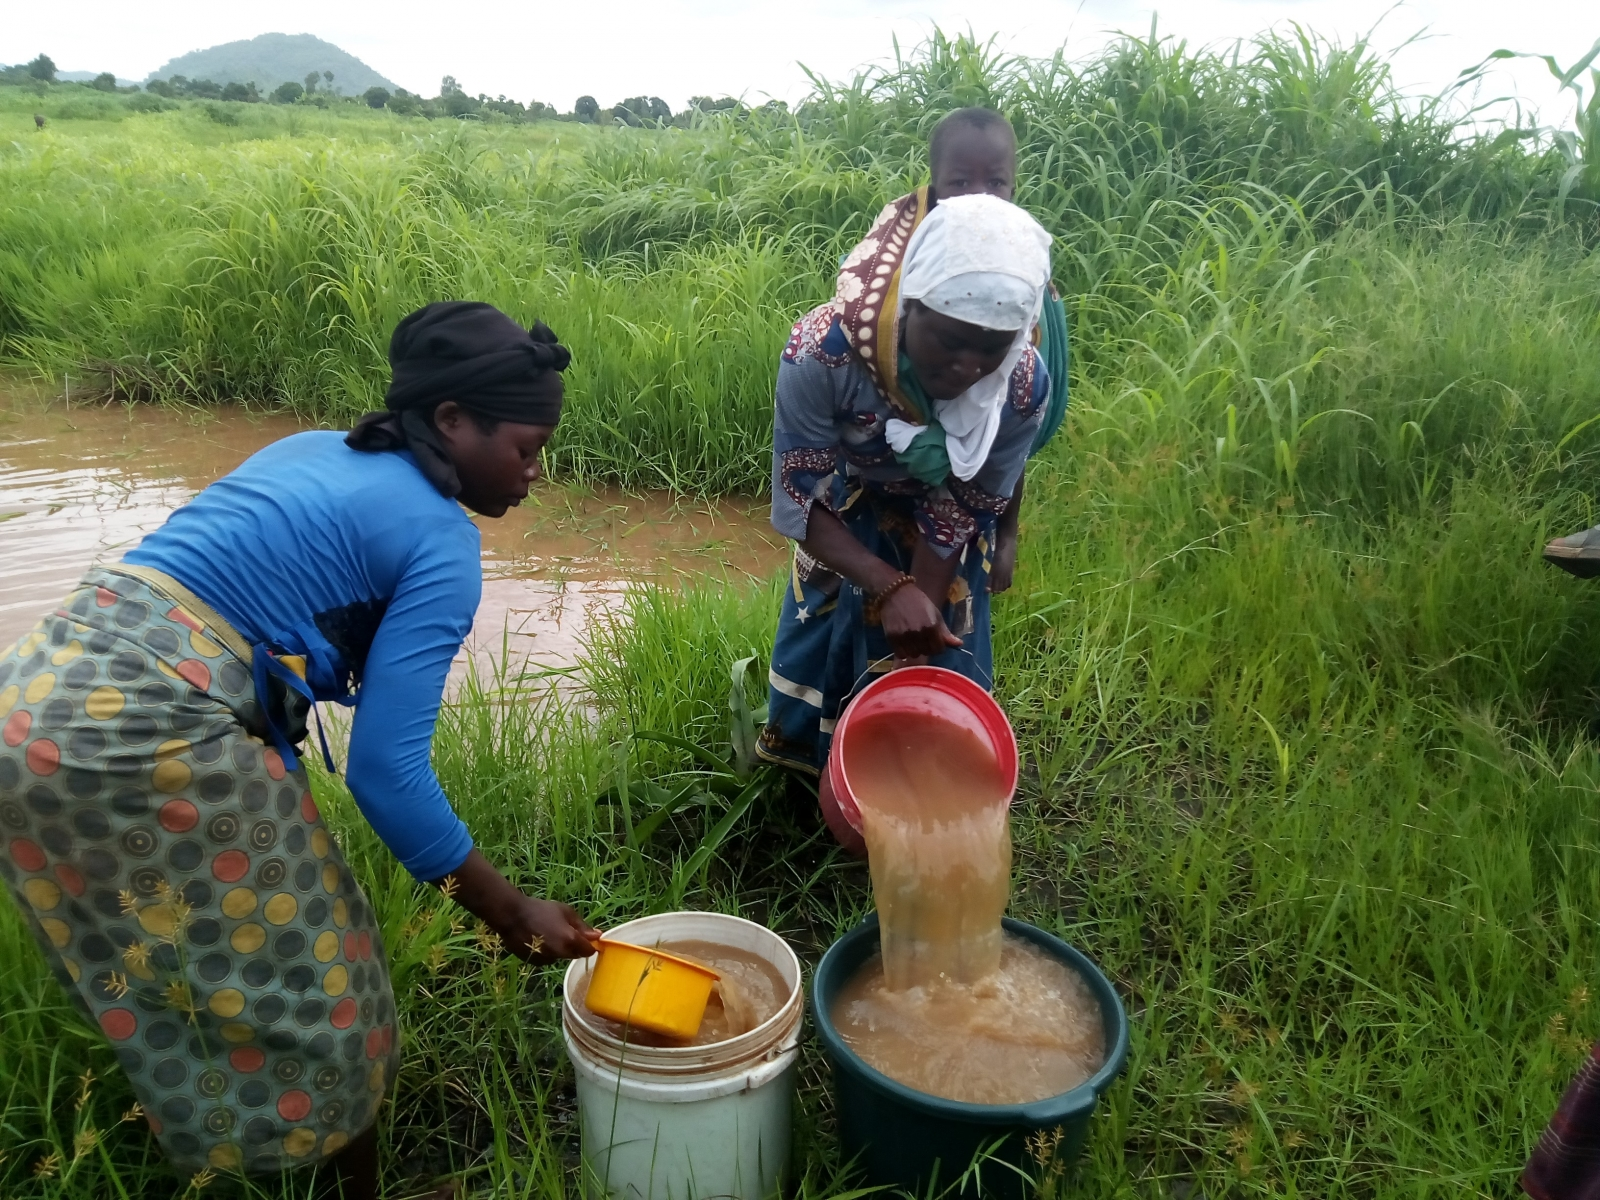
<box><xmin>832</xmin><ymin>708</ymin><xmax>1107</xmax><ymax>1105</ymax></box>
<box><xmin>849</xmin><ymin>709</ymin><xmax>1011</xmax><ymax>988</ymax></box>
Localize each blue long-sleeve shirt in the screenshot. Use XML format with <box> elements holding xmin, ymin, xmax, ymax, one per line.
<box><xmin>125</xmin><ymin>431</ymin><xmax>479</xmax><ymax>881</ymax></box>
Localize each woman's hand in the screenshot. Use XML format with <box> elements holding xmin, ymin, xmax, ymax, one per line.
<box><xmin>799</xmin><ymin>504</ymin><xmax>963</xmax><ymax>663</ymax></box>
<box><xmin>432</xmin><ymin>849</ymin><xmax>599</xmax><ymax>965</ymax></box>
<box><xmin>989</xmin><ymin>533</ymin><xmax>1018</xmax><ymax>594</ymax></box>
<box><xmin>882</xmin><ymin>574</ymin><xmax>962</xmax><ymax>663</ymax></box>
<box><xmin>990</xmin><ymin>476</ymin><xmax>1023</xmax><ymax>594</ymax></box>
<box><xmin>493</xmin><ymin>895</ymin><xmax>599</xmax><ymax>965</ymax></box>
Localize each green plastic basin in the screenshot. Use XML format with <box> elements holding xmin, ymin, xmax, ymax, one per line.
<box><xmin>812</xmin><ymin>916</ymin><xmax>1129</xmax><ymax>1198</ymax></box>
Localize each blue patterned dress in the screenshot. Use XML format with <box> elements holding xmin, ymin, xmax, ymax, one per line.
<box><xmin>755</xmin><ymin>304</ymin><xmax>1049</xmax><ymax>774</ymax></box>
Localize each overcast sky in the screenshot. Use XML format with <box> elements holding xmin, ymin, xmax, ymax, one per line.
<box><xmin>5</xmin><ymin>2</ymin><xmax>1596</xmax><ymax>128</ymax></box>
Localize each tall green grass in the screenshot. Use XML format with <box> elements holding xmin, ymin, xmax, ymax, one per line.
<box><xmin>1</xmin><ymin>28</ymin><xmax>1596</xmax><ymax>494</ymax></box>
<box><xmin>5</xmin><ymin>22</ymin><xmax>1600</xmax><ymax>1200</ymax></box>
<box><xmin>9</xmin><ymin>499</ymin><xmax>1600</xmax><ymax>1196</ymax></box>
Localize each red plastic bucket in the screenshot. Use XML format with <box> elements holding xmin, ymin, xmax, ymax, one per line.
<box><xmin>818</xmin><ymin>666</ymin><xmax>1019</xmax><ymax>857</ymax></box>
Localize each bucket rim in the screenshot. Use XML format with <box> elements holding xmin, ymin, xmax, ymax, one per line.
<box><xmin>564</xmin><ymin>910</ymin><xmax>803</xmax><ymax>1065</ymax></box>
<box><xmin>810</xmin><ymin>915</ymin><xmax>1130</xmax><ymax>1124</ymax></box>
<box><xmin>592</xmin><ymin>937</ymin><xmax>723</xmax><ymax>981</ymax></box>
<box><xmin>563</xmin><ymin>1000</ymin><xmax>804</xmax><ymax>1086</ymax></box>
<box><xmin>829</xmin><ymin>665</ymin><xmax>1021</xmax><ymax>836</ymax></box>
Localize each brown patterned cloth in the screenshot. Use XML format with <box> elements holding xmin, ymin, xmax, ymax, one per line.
<box><xmin>831</xmin><ymin>186</ymin><xmax>931</xmax><ymax>423</ymax></box>
<box><xmin>1525</xmin><ymin>1044</ymin><xmax>1600</xmax><ymax>1200</ymax></box>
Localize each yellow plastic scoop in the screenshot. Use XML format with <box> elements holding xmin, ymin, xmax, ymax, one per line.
<box><xmin>582</xmin><ymin>938</ymin><xmax>720</xmax><ymax>1040</ymax></box>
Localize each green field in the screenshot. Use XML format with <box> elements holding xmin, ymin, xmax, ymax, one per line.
<box><xmin>4</xmin><ymin>27</ymin><xmax>1600</xmax><ymax>1199</ymax></box>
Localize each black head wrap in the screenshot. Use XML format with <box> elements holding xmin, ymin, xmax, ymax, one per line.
<box><xmin>346</xmin><ymin>301</ymin><xmax>571</xmax><ymax>497</ymax></box>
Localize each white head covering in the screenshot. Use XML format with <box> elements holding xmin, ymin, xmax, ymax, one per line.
<box><xmin>886</xmin><ymin>194</ymin><xmax>1053</xmax><ymax>481</ymax></box>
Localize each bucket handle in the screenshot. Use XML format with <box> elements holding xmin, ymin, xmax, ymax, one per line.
<box><xmin>846</xmin><ymin>645</ymin><xmax>993</xmax><ymax>702</ymax></box>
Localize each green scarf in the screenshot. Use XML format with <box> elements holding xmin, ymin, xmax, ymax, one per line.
<box><xmin>893</xmin><ymin>350</ymin><xmax>954</xmax><ymax>486</ymax></box>
<box><xmin>1032</xmin><ymin>292</ymin><xmax>1070</xmax><ymax>456</ymax></box>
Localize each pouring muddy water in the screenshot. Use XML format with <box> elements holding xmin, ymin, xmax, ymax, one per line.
<box><xmin>814</xmin><ymin>667</ymin><xmax>1129</xmax><ymax>1196</ymax></box>
<box><xmin>559</xmin><ymin>666</ymin><xmax>1122</xmax><ymax>1200</ymax></box>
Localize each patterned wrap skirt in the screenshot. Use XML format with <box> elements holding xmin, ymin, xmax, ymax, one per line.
<box><xmin>756</xmin><ymin>477</ymin><xmax>995</xmax><ymax>775</ymax></box>
<box><xmin>0</xmin><ymin>566</ymin><xmax>399</xmax><ymax>1176</ymax></box>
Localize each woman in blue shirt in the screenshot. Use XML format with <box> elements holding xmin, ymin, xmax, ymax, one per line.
<box><xmin>0</xmin><ymin>302</ymin><xmax>597</xmax><ymax>1197</ymax></box>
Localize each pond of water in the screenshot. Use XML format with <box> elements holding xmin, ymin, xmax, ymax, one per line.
<box><xmin>0</xmin><ymin>395</ymin><xmax>784</xmax><ymax>693</ymax></box>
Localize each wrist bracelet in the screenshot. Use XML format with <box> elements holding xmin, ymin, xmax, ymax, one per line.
<box><xmin>864</xmin><ymin>573</ymin><xmax>917</xmax><ymax>626</ymax></box>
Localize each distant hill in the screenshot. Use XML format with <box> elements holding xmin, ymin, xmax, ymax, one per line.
<box><xmin>145</xmin><ymin>33</ymin><xmax>396</xmax><ymax>94</ymax></box>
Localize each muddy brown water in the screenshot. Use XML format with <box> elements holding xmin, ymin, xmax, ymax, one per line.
<box><xmin>832</xmin><ymin>934</ymin><xmax>1107</xmax><ymax>1105</ymax></box>
<box><xmin>0</xmin><ymin>397</ymin><xmax>785</xmax><ymax>690</ymax></box>
<box><xmin>831</xmin><ymin>707</ymin><xmax>1106</xmax><ymax>1105</ymax></box>
<box><xmin>849</xmin><ymin>708</ymin><xmax>1012</xmax><ymax>989</ymax></box>
<box><xmin>576</xmin><ymin>938</ymin><xmax>792</xmax><ymax>1047</ymax></box>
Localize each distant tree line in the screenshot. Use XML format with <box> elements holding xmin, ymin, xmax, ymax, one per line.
<box><xmin>145</xmin><ymin>77</ymin><xmax>261</xmax><ymax>102</ymax></box>
<box><xmin>0</xmin><ymin>54</ymin><xmax>57</xmax><ymax>85</ymax></box>
<box><xmin>371</xmin><ymin>79</ymin><xmax>781</xmax><ymax>127</ymax></box>
<box><xmin>1</xmin><ymin>53</ymin><xmax>784</xmax><ymax>128</ymax></box>
<box><xmin>0</xmin><ymin>54</ymin><xmax>132</xmax><ymax>93</ymax></box>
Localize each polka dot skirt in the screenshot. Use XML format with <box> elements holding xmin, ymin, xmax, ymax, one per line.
<box><xmin>0</xmin><ymin>568</ymin><xmax>399</xmax><ymax>1176</ymax></box>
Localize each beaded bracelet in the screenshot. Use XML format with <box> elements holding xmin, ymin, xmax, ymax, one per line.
<box><xmin>863</xmin><ymin>573</ymin><xmax>918</xmax><ymax>626</ymax></box>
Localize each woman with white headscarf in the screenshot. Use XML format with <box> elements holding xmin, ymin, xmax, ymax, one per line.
<box><xmin>758</xmin><ymin>194</ymin><xmax>1055</xmax><ymax>845</ymax></box>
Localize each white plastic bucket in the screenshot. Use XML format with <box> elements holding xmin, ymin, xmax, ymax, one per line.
<box><xmin>562</xmin><ymin>912</ymin><xmax>803</xmax><ymax>1200</ymax></box>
